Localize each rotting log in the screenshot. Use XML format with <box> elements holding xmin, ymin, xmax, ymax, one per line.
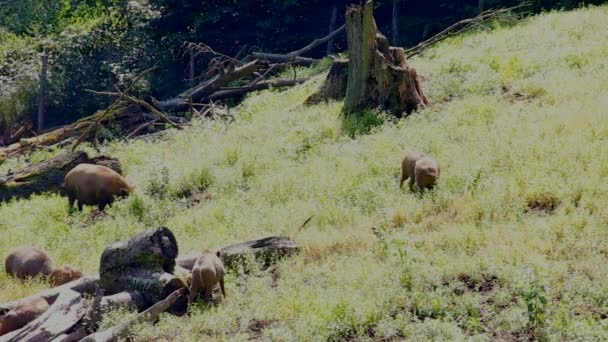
<box><xmin>0</xmin><ymin>151</ymin><xmax>121</xmax><ymax>203</ymax></box>
<box><xmin>0</xmin><ymin>276</ymin><xmax>99</xmax><ymax>315</ymax></box>
<box><xmin>343</xmin><ymin>1</ymin><xmax>429</xmax><ymax>117</ymax></box>
<box><xmin>1</xmin><ymin>289</ymin><xmax>88</xmax><ymax>342</ymax></box>
<box><xmin>99</xmin><ymin>291</ymin><xmax>146</xmax><ymax>313</ymax></box>
<box><xmin>80</xmin><ymin>288</ymin><xmax>187</xmax><ymax>342</ymax></box>
<box><xmin>0</xmin><ymin>104</ymin><xmax>146</xmax><ymax>164</ymax></box>
<box><xmin>177</xmin><ymin>236</ymin><xmax>300</xmax><ymax>271</ymax></box>
<box><xmin>99</xmin><ymin>227</ymin><xmax>187</xmax><ymax>313</ymax></box>
<box><xmin>305</xmin><ymin>59</ymin><xmax>349</xmax><ymax>105</ymax></box>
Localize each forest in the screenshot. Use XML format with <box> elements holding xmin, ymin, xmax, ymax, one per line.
<box><xmin>2</xmin><ymin>0</ymin><xmax>608</xmax><ymax>340</ymax></box>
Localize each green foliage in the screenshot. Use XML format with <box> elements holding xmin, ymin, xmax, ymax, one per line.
<box><xmin>342</xmin><ymin>110</ymin><xmax>385</xmax><ymax>138</ymax></box>
<box><xmin>523</xmin><ymin>283</ymin><xmax>548</xmax><ymax>339</ymax></box>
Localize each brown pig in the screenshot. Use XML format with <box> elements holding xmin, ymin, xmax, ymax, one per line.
<box><xmin>64</xmin><ymin>163</ymin><xmax>133</xmax><ymax>211</ymax></box>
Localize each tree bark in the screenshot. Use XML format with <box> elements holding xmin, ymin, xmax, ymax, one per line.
<box><xmin>177</xmin><ymin>236</ymin><xmax>300</xmax><ymax>271</ymax></box>
<box><xmin>99</xmin><ymin>227</ymin><xmax>187</xmax><ymax>313</ymax></box>
<box><xmin>0</xmin><ymin>151</ymin><xmax>121</xmax><ymax>203</ymax></box>
<box><xmin>343</xmin><ymin>1</ymin><xmax>429</xmax><ymax>117</ymax></box>
<box><xmin>38</xmin><ymin>54</ymin><xmax>48</xmax><ymax>131</ymax></box>
<box><xmin>1</xmin><ymin>289</ymin><xmax>88</xmax><ymax>342</ymax></box>
<box><xmin>0</xmin><ymin>276</ymin><xmax>99</xmax><ymax>315</ymax></box>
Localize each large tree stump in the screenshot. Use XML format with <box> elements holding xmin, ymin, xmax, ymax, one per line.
<box><xmin>343</xmin><ymin>1</ymin><xmax>428</xmax><ymax>117</ymax></box>
<box><xmin>177</xmin><ymin>236</ymin><xmax>300</xmax><ymax>271</ymax></box>
<box><xmin>99</xmin><ymin>227</ymin><xmax>187</xmax><ymax>313</ymax></box>
<box><xmin>0</xmin><ymin>151</ymin><xmax>121</xmax><ymax>203</ymax></box>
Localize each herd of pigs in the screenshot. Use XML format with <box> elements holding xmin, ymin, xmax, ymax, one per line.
<box><xmin>0</xmin><ymin>151</ymin><xmax>439</xmax><ymax>335</ymax></box>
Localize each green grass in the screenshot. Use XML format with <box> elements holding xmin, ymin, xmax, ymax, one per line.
<box><xmin>3</xmin><ymin>5</ymin><xmax>608</xmax><ymax>340</ymax></box>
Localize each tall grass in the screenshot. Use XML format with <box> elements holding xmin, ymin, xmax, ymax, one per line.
<box><xmin>2</xmin><ymin>5</ymin><xmax>608</xmax><ymax>340</ymax></box>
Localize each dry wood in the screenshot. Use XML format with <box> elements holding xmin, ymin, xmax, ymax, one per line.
<box><xmin>80</xmin><ymin>288</ymin><xmax>187</xmax><ymax>342</ymax></box>
<box><xmin>1</xmin><ymin>289</ymin><xmax>88</xmax><ymax>342</ymax></box>
<box><xmin>0</xmin><ymin>276</ymin><xmax>99</xmax><ymax>315</ymax></box>
<box><xmin>404</xmin><ymin>3</ymin><xmax>529</xmax><ymax>58</ymax></box>
<box><xmin>177</xmin><ymin>236</ymin><xmax>300</xmax><ymax>271</ymax></box>
<box><xmin>71</xmin><ymin>64</ymin><xmax>159</xmax><ymax>151</ymax></box>
<box><xmin>251</xmin><ymin>24</ymin><xmax>345</xmax><ymax>64</ymax></box>
<box><xmin>0</xmin><ymin>104</ymin><xmax>145</xmax><ymax>164</ymax></box>
<box><xmin>209</xmin><ymin>78</ymin><xmax>309</xmax><ymax>101</ymax></box>
<box><xmin>99</xmin><ymin>291</ymin><xmax>146</xmax><ymax>313</ymax></box>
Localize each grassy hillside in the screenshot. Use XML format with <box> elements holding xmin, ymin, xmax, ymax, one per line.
<box><xmin>2</xmin><ymin>5</ymin><xmax>608</xmax><ymax>340</ymax></box>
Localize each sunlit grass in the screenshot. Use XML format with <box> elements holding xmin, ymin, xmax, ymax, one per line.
<box><xmin>2</xmin><ymin>5</ymin><xmax>608</xmax><ymax>340</ymax></box>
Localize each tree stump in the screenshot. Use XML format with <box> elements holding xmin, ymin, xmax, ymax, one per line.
<box><xmin>0</xmin><ymin>151</ymin><xmax>121</xmax><ymax>203</ymax></box>
<box><xmin>99</xmin><ymin>227</ymin><xmax>187</xmax><ymax>313</ymax></box>
<box><xmin>343</xmin><ymin>0</ymin><xmax>428</xmax><ymax>117</ymax></box>
<box><xmin>305</xmin><ymin>59</ymin><xmax>349</xmax><ymax>105</ymax></box>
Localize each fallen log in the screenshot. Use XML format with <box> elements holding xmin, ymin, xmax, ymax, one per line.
<box><xmin>343</xmin><ymin>1</ymin><xmax>429</xmax><ymax>117</ymax></box>
<box><xmin>1</xmin><ymin>289</ymin><xmax>88</xmax><ymax>342</ymax></box>
<box><xmin>155</xmin><ymin>59</ymin><xmax>268</xmax><ymax>112</ymax></box>
<box><xmin>0</xmin><ymin>276</ymin><xmax>99</xmax><ymax>315</ymax></box>
<box><xmin>99</xmin><ymin>291</ymin><xmax>146</xmax><ymax>313</ymax></box>
<box><xmin>0</xmin><ymin>121</ymin><xmax>34</xmax><ymax>147</ymax></box>
<box><xmin>209</xmin><ymin>78</ymin><xmax>309</xmax><ymax>101</ymax></box>
<box><xmin>0</xmin><ymin>151</ymin><xmax>121</xmax><ymax>203</ymax></box>
<box><xmin>80</xmin><ymin>288</ymin><xmax>187</xmax><ymax>342</ymax></box>
<box><xmin>0</xmin><ymin>104</ymin><xmax>146</xmax><ymax>164</ymax></box>
<box><xmin>99</xmin><ymin>227</ymin><xmax>187</xmax><ymax>313</ymax></box>
<box><xmin>177</xmin><ymin>236</ymin><xmax>301</xmax><ymax>271</ymax></box>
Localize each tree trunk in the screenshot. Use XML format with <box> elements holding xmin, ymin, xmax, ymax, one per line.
<box><xmin>177</xmin><ymin>236</ymin><xmax>300</xmax><ymax>271</ymax></box>
<box><xmin>343</xmin><ymin>1</ymin><xmax>376</xmax><ymax>114</ymax></box>
<box><xmin>0</xmin><ymin>151</ymin><xmax>121</xmax><ymax>203</ymax></box>
<box><xmin>326</xmin><ymin>4</ymin><xmax>339</xmax><ymax>55</ymax></box>
<box><xmin>392</xmin><ymin>0</ymin><xmax>400</xmax><ymax>46</ymax></box>
<box><xmin>38</xmin><ymin>54</ymin><xmax>48</xmax><ymax>132</ymax></box>
<box><xmin>343</xmin><ymin>0</ymin><xmax>429</xmax><ymax>117</ymax></box>
<box><xmin>99</xmin><ymin>227</ymin><xmax>187</xmax><ymax>313</ymax></box>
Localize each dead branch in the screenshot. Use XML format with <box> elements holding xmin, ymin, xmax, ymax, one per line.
<box><xmin>209</xmin><ymin>78</ymin><xmax>309</xmax><ymax>101</ymax></box>
<box><xmin>80</xmin><ymin>288</ymin><xmax>187</xmax><ymax>342</ymax></box>
<box><xmin>71</xmin><ymin>64</ymin><xmax>159</xmax><ymax>151</ymax></box>
<box><xmin>251</xmin><ymin>24</ymin><xmax>346</xmax><ymax>64</ymax></box>
<box><xmin>404</xmin><ymin>3</ymin><xmax>530</xmax><ymax>58</ymax></box>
